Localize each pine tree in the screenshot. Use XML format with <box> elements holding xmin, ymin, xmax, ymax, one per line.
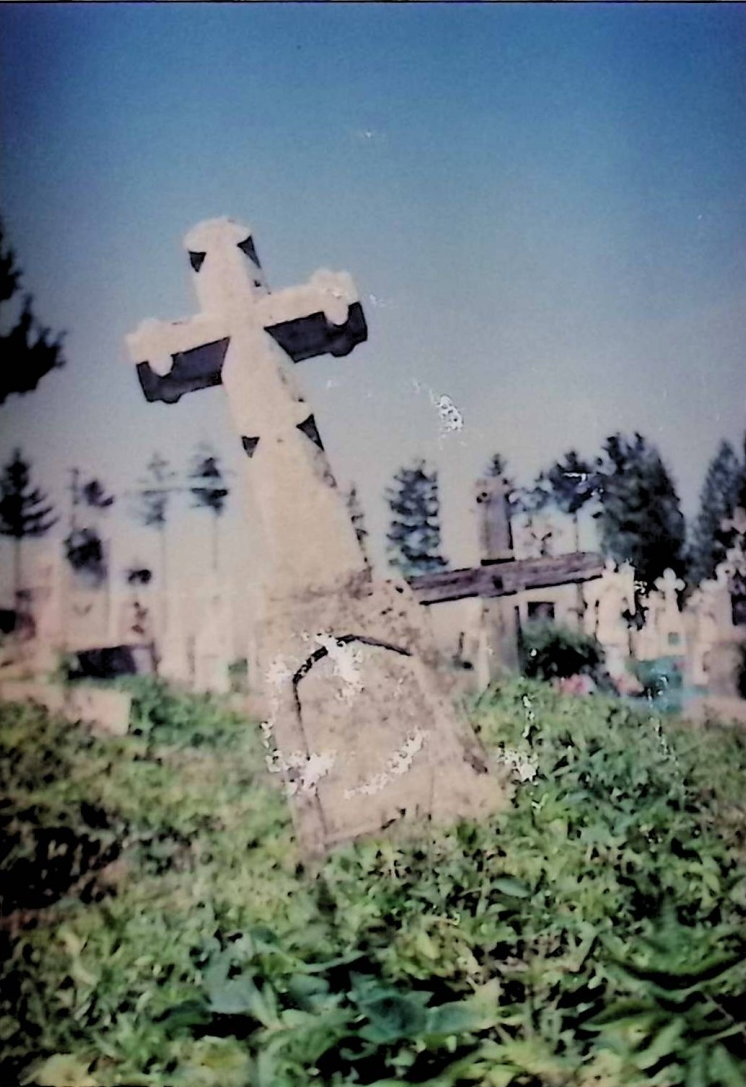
<box><xmin>132</xmin><ymin>453</ymin><xmax>178</xmax><ymax>601</ymax></box>
<box><xmin>526</xmin><ymin>450</ymin><xmax>599</xmax><ymax>549</ymax></box>
<box><xmin>595</xmin><ymin>432</ymin><xmax>686</xmax><ymax>593</ymax></box>
<box><xmin>188</xmin><ymin>442</ymin><xmax>229</xmax><ymax>573</ymax></box>
<box><xmin>0</xmin><ymin>448</ymin><xmax>57</xmax><ymax>602</ymax></box>
<box><xmin>688</xmin><ymin>440</ymin><xmax>743</xmax><ymax>587</ymax></box>
<box><xmin>64</xmin><ymin>471</ymin><xmax>116</xmax><ymax>587</ymax></box>
<box><xmin>386</xmin><ymin>459</ymin><xmax>448</xmax><ymax>578</ymax></box>
<box><xmin>0</xmin><ymin>219</ymin><xmax>65</xmax><ymax>404</ymax></box>
<box><xmin>345</xmin><ymin>483</ymin><xmax>370</xmax><ymax>567</ymax></box>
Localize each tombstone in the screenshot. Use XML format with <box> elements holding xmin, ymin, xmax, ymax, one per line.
<box><xmin>193</xmin><ymin>586</ymin><xmax>232</xmax><ymax>694</ymax></box>
<box><xmin>633</xmin><ymin>569</ymin><xmax>685</xmax><ymax>661</ymax></box>
<box><xmin>683</xmin><ymin>571</ymin><xmax>728</xmax><ymax>688</ymax></box>
<box><xmin>157</xmin><ymin>588</ymin><xmax>193</xmax><ymax>686</ymax></box>
<box><xmin>126</xmin><ymin>217</ymin><xmax>506</xmax><ymax>857</ymax></box>
<box><xmin>693</xmin><ymin>509</ymin><xmax>746</xmax><ymax>699</ymax></box>
<box><xmin>583</xmin><ymin>560</ymin><xmax>634</xmax><ymax>679</ymax></box>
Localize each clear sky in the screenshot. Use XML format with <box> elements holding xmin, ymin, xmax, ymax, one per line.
<box><xmin>1</xmin><ymin>2</ymin><xmax>745</xmax><ymax>594</ymax></box>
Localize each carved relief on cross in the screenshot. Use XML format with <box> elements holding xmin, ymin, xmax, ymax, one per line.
<box><xmin>125</xmin><ymin>218</ymin><xmax>369</xmax><ymax>594</ymax></box>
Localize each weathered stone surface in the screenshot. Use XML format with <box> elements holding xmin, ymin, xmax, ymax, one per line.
<box><xmin>259</xmin><ymin>575</ymin><xmax>508</xmax><ymax>857</ymax></box>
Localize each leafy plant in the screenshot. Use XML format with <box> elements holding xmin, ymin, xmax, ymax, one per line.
<box><xmin>2</xmin><ymin>678</ymin><xmax>746</xmax><ymax>1086</ymax></box>
<box><xmin>519</xmin><ymin>620</ymin><xmax>607</xmax><ymax>683</ymax></box>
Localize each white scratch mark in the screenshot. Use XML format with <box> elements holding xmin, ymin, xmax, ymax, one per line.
<box><xmin>344</xmin><ymin>728</ymin><xmax>428</xmax><ymax>798</ymax></box>
<box><xmin>433</xmin><ymin>392</ymin><xmax>464</xmax><ymax>436</ymax></box>
<box><xmin>313</xmin><ymin>632</ymin><xmax>364</xmax><ymax>702</ymax></box>
<box><xmin>494</xmin><ymin>746</ymin><xmax>539</xmax><ymax>783</ymax></box>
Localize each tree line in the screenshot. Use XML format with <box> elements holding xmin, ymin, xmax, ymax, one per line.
<box><xmin>2</xmin><ymin>217</ymin><xmax>744</xmax><ymax>612</ymax></box>
<box><xmin>0</xmin><ymin>445</ymin><xmax>231</xmax><ymax>602</ymax></box>
<box><xmin>383</xmin><ymin>433</ymin><xmax>746</xmax><ymax>605</ymax></box>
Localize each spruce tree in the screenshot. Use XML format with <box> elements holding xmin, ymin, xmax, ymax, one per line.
<box><xmin>0</xmin><ymin>448</ymin><xmax>57</xmax><ymax>602</ymax></box>
<box><xmin>0</xmin><ymin>220</ymin><xmax>65</xmax><ymax>404</ymax></box>
<box><xmin>386</xmin><ymin>459</ymin><xmax>448</xmax><ymax>578</ymax></box>
<box><xmin>64</xmin><ymin>472</ymin><xmax>115</xmax><ymax>587</ymax></box>
<box><xmin>595</xmin><ymin>432</ymin><xmax>686</xmax><ymax>593</ymax></box>
<box><xmin>688</xmin><ymin>439</ymin><xmax>742</xmax><ymax>587</ymax></box>
<box><xmin>524</xmin><ymin>450</ymin><xmax>599</xmax><ymax>548</ymax></box>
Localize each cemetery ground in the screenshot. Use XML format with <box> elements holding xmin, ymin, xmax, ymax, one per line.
<box><xmin>2</xmin><ymin>679</ymin><xmax>746</xmax><ymax>1087</ymax></box>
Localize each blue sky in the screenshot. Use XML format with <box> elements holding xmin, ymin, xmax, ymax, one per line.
<box><xmin>1</xmin><ymin>2</ymin><xmax>745</xmax><ymax>591</ymax></box>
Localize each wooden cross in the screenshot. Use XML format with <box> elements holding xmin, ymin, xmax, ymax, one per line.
<box><xmin>410</xmin><ymin>473</ymin><xmax>604</xmax><ymax>678</ymax></box>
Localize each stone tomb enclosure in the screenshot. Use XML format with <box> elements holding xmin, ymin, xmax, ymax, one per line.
<box><xmin>260</xmin><ymin>575</ymin><xmax>509</xmax><ymax>856</ymax></box>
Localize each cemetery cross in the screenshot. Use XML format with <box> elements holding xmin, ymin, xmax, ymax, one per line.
<box><xmin>125</xmin><ymin>217</ymin><xmax>507</xmax><ymax>859</ymax></box>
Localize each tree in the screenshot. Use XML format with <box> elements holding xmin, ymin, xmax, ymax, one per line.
<box><xmin>187</xmin><ymin>442</ymin><xmax>229</xmax><ymax>573</ymax></box>
<box><xmin>0</xmin><ymin>219</ymin><xmax>65</xmax><ymax>405</ymax></box>
<box><xmin>345</xmin><ymin>483</ymin><xmax>370</xmax><ymax>568</ymax></box>
<box><xmin>530</xmin><ymin>450</ymin><xmax>600</xmax><ymax>551</ymax></box>
<box><xmin>687</xmin><ymin>439</ymin><xmax>743</xmax><ymax>587</ymax></box>
<box><xmin>132</xmin><ymin>453</ymin><xmax>178</xmax><ymax>601</ymax></box>
<box><xmin>386</xmin><ymin>459</ymin><xmax>448</xmax><ymax>578</ymax></box>
<box><xmin>0</xmin><ymin>448</ymin><xmax>57</xmax><ymax>602</ymax></box>
<box><xmin>64</xmin><ymin>471</ymin><xmax>116</xmax><ymax>587</ymax></box>
<box><xmin>595</xmin><ymin>432</ymin><xmax>686</xmax><ymax>594</ymax></box>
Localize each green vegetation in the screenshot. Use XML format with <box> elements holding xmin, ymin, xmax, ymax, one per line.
<box><xmin>519</xmin><ymin>623</ymin><xmax>607</xmax><ymax>687</ymax></box>
<box><xmin>2</xmin><ymin>677</ymin><xmax>746</xmax><ymax>1086</ymax></box>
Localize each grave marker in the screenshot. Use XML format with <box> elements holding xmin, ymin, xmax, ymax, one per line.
<box><xmin>126</xmin><ymin>217</ymin><xmax>507</xmax><ymax>857</ymax></box>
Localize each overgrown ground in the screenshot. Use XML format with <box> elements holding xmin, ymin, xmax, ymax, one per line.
<box><xmin>1</xmin><ymin>678</ymin><xmax>746</xmax><ymax>1087</ymax></box>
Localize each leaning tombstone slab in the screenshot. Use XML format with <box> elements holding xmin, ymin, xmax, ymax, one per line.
<box><xmin>125</xmin><ymin>217</ymin><xmax>507</xmax><ymax>856</ymax></box>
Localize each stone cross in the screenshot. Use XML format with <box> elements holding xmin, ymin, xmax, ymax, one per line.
<box><xmin>655</xmin><ymin>568</ymin><xmax>685</xmax><ymax>607</ymax></box>
<box><xmin>128</xmin><ymin>218</ymin><xmax>368</xmax><ymax>596</ymax></box>
<box><xmin>126</xmin><ymin>218</ymin><xmax>506</xmax><ymax>858</ymax></box>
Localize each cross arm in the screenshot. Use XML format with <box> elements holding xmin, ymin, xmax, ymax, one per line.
<box><xmin>410</xmin><ymin>552</ymin><xmax>605</xmax><ymax>606</ymax></box>
<box><xmin>256</xmin><ymin>271</ymin><xmax>368</xmax><ymax>362</ymax></box>
<box><xmin>126</xmin><ymin>315</ymin><xmax>230</xmax><ymax>404</ymax></box>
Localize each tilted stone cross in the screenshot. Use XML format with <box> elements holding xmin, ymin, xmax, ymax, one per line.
<box><xmin>126</xmin><ymin>218</ymin><xmax>506</xmax><ymax>858</ymax></box>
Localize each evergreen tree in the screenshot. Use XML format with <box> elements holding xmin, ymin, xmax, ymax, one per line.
<box><xmin>526</xmin><ymin>450</ymin><xmax>599</xmax><ymax>549</ymax></box>
<box><xmin>0</xmin><ymin>219</ymin><xmax>65</xmax><ymax>404</ymax></box>
<box><xmin>64</xmin><ymin>471</ymin><xmax>115</xmax><ymax>587</ymax></box>
<box><xmin>345</xmin><ymin>483</ymin><xmax>370</xmax><ymax>567</ymax></box>
<box><xmin>0</xmin><ymin>448</ymin><xmax>57</xmax><ymax>602</ymax></box>
<box><xmin>187</xmin><ymin>442</ymin><xmax>229</xmax><ymax>573</ymax></box>
<box><xmin>132</xmin><ymin>453</ymin><xmax>178</xmax><ymax>600</ymax></box>
<box><xmin>688</xmin><ymin>439</ymin><xmax>743</xmax><ymax>587</ymax></box>
<box><xmin>386</xmin><ymin>459</ymin><xmax>448</xmax><ymax>578</ymax></box>
<box><xmin>595</xmin><ymin>432</ymin><xmax>686</xmax><ymax>593</ymax></box>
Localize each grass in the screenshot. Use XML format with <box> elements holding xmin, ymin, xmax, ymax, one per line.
<box><xmin>1</xmin><ymin>676</ymin><xmax>745</xmax><ymax>1086</ymax></box>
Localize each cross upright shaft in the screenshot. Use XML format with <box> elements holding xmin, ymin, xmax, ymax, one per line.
<box><xmin>126</xmin><ymin>218</ymin><xmax>369</xmax><ymax>596</ymax></box>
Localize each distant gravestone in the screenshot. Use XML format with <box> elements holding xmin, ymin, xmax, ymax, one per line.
<box><xmin>583</xmin><ymin>561</ymin><xmax>634</xmax><ymax>678</ymax></box>
<box><xmin>634</xmin><ymin>569</ymin><xmax>685</xmax><ymax>661</ymax></box>
<box><xmin>126</xmin><ymin>217</ymin><xmax>507</xmax><ymax>856</ymax></box>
